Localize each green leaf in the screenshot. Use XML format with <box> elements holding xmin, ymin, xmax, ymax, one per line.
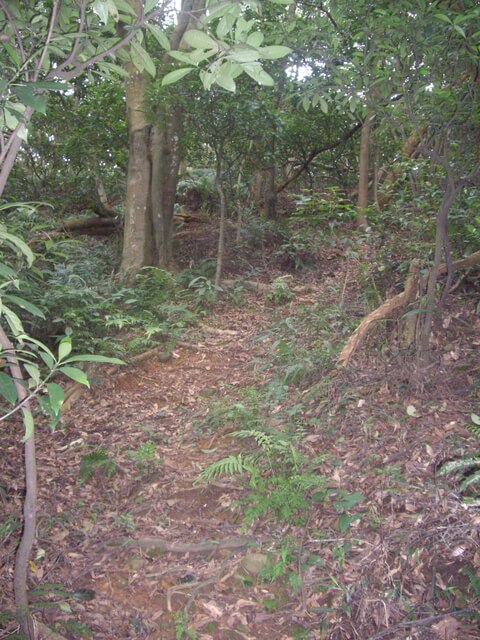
<box><xmin>259</xmin><ymin>45</ymin><xmax>292</xmax><ymax>60</ymax></box>
<box><xmin>2</xmin><ymin>304</ymin><xmax>24</xmax><ymax>335</ymax></box>
<box><xmin>22</xmin><ymin>407</ymin><xmax>34</xmax><ymax>441</ymax></box>
<box><xmin>0</xmin><ymin>371</ymin><xmax>18</xmax><ymax>404</ymax></box>
<box><xmin>216</xmin><ymin>62</ymin><xmax>237</xmax><ymax>91</ymax></box>
<box><xmin>3</xmin><ymin>294</ymin><xmax>45</xmax><ymax>318</ymax></box>
<box><xmin>406</xmin><ymin>404</ymin><xmax>418</xmax><ymax>417</ymax></box>
<box><xmin>24</xmin><ymin>363</ymin><xmax>40</xmax><ymax>386</ymax></box>
<box><xmin>319</xmin><ymin>97</ymin><xmax>328</xmax><ymax>114</ymax></box>
<box><xmin>131</xmin><ymin>41</ymin><xmax>157</xmax><ymax>77</ymax></box>
<box><xmin>12</xmin><ymin>85</ymin><xmax>47</xmax><ymax>114</ymax></box>
<box><xmin>162</xmin><ymin>67</ymin><xmax>194</xmax><ymax>85</ymax></box>
<box><xmin>146</xmin><ymin>23</ymin><xmax>171</xmax><ymax>50</ymax></box>
<box><xmin>246</xmin><ymin>31</ymin><xmax>264</xmax><ymax>47</ymax></box>
<box><xmin>93</xmin><ymin>0</ymin><xmax>109</xmax><ymax>24</ymax></box>
<box><xmin>58</xmin><ymin>337</ymin><xmax>72</xmax><ymax>361</ymax></box>
<box><xmin>64</xmin><ymin>354</ymin><xmax>125</xmax><ymax>365</ymax></box>
<box><xmin>39</xmin><ymin>351</ymin><xmax>55</xmax><ymax>370</ymax></box>
<box><xmin>46</xmin><ymin>382</ymin><xmax>64</xmax><ymax>416</ymax></box>
<box><xmin>30</xmin><ymin>80</ymin><xmax>69</xmax><ymax>91</ymax></box>
<box><xmin>17</xmin><ymin>335</ymin><xmax>55</xmax><ymax>361</ymax></box>
<box><xmin>0</xmin><ymin>262</ymin><xmax>16</xmax><ymax>279</ymax></box>
<box><xmin>183</xmin><ymin>29</ymin><xmax>218</xmax><ymax>51</ymax></box>
<box><xmin>168</xmin><ymin>50</ymin><xmax>195</xmax><ymax>64</ymax></box>
<box><xmin>471</xmin><ymin>413</ymin><xmax>480</xmax><ymax>426</ymax></box>
<box><xmin>0</xmin><ymin>229</ymin><xmax>35</xmax><ymax>265</ymax></box>
<box><xmin>58</xmin><ymin>366</ymin><xmax>90</xmax><ymax>387</ymax></box>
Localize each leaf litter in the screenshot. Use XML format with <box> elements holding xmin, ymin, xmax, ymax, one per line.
<box><xmin>1</xmin><ymin>263</ymin><xmax>479</xmax><ymax>640</ymax></box>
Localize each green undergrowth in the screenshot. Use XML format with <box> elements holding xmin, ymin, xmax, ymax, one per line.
<box><xmin>196</xmin><ymin>297</ymin><xmax>366</xmax><ymax>591</ymax></box>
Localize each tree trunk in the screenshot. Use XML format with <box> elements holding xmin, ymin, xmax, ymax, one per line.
<box><xmin>151</xmin><ymin>110</ymin><xmax>183</xmax><ymax>269</ymax></box>
<box><xmin>120</xmin><ymin>62</ymin><xmax>154</xmax><ymax>276</ymax></box>
<box><xmin>214</xmin><ymin>150</ymin><xmax>227</xmax><ymax>287</ymax></box>
<box><xmin>121</xmin><ymin>0</ymin><xmax>205</xmax><ymax>275</ymax></box>
<box><xmin>417</xmin><ymin>181</ymin><xmax>458</xmax><ymax>367</ymax></box>
<box><xmin>357</xmin><ymin>112</ymin><xmax>374</xmax><ymax>228</ymax></box>
<box><xmin>0</xmin><ymin>328</ymin><xmax>37</xmax><ymax>639</ymax></box>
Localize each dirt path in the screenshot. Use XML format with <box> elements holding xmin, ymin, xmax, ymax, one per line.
<box><xmin>3</xmin><ymin>292</ymin><xmax>298</xmax><ymax>639</ymax></box>
<box><xmin>1</xmin><ymin>277</ymin><xmax>480</xmax><ymax>640</ymax></box>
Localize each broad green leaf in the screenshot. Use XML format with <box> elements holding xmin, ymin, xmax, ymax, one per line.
<box><xmin>131</xmin><ymin>41</ymin><xmax>157</xmax><ymax>77</ymax></box>
<box><xmin>46</xmin><ymin>382</ymin><xmax>64</xmax><ymax>416</ymax></box>
<box><xmin>0</xmin><ymin>262</ymin><xmax>17</xmax><ymax>279</ymax></box>
<box><xmin>0</xmin><ymin>371</ymin><xmax>18</xmax><ymax>404</ymax></box>
<box><xmin>434</xmin><ymin>13</ymin><xmax>452</xmax><ymax>24</ymax></box>
<box><xmin>22</xmin><ymin>407</ymin><xmax>34</xmax><ymax>441</ymax></box>
<box><xmin>0</xmin><ymin>229</ymin><xmax>34</xmax><ymax>265</ymax></box>
<box><xmin>93</xmin><ymin>0</ymin><xmax>109</xmax><ymax>24</ymax></box>
<box><xmin>168</xmin><ymin>50</ymin><xmax>195</xmax><ymax>64</ymax></box>
<box><xmin>30</xmin><ymin>81</ymin><xmax>69</xmax><ymax>91</ymax></box>
<box><xmin>246</xmin><ymin>31</ymin><xmax>264</xmax><ymax>47</ymax></box>
<box><xmin>162</xmin><ymin>67</ymin><xmax>194</xmax><ymax>86</ymax></box>
<box><xmin>3</xmin><ymin>294</ymin><xmax>45</xmax><ymax>318</ymax></box>
<box><xmin>319</xmin><ymin>97</ymin><xmax>328</xmax><ymax>114</ymax></box>
<box><xmin>217</xmin><ymin>13</ymin><xmax>236</xmax><ymax>39</ymax></box>
<box><xmin>228</xmin><ymin>46</ymin><xmax>260</xmax><ymax>63</ymax></box>
<box><xmin>4</xmin><ymin>105</ymin><xmax>21</xmax><ymax>130</ymax></box>
<box><xmin>146</xmin><ymin>23</ymin><xmax>171</xmax><ymax>51</ymax></box>
<box><xmin>183</xmin><ymin>29</ymin><xmax>218</xmax><ymax>51</ymax></box>
<box><xmin>2</xmin><ymin>304</ymin><xmax>24</xmax><ymax>335</ymax></box>
<box><xmin>24</xmin><ymin>363</ymin><xmax>40</xmax><ymax>386</ymax></box>
<box><xmin>471</xmin><ymin>413</ymin><xmax>480</xmax><ymax>425</ymax></box>
<box><xmin>259</xmin><ymin>45</ymin><xmax>291</xmax><ymax>60</ymax></box>
<box><xmin>59</xmin><ymin>366</ymin><xmax>90</xmax><ymax>387</ymax></box>
<box><xmin>216</xmin><ymin>63</ymin><xmax>236</xmax><ymax>92</ymax></box>
<box><xmin>39</xmin><ymin>351</ymin><xmax>55</xmax><ymax>370</ymax></box>
<box><xmin>270</xmin><ymin>0</ymin><xmax>292</xmax><ymax>4</ymax></box>
<box><xmin>58</xmin><ymin>336</ymin><xmax>72</xmax><ymax>361</ymax></box>
<box><xmin>18</xmin><ymin>335</ymin><xmax>55</xmax><ymax>361</ymax></box>
<box><xmin>16</xmin><ymin>125</ymin><xmax>28</xmax><ymax>141</ymax></box>
<box><xmin>13</xmin><ymin>86</ymin><xmax>47</xmax><ymax>114</ymax></box>
<box><xmin>64</xmin><ymin>354</ymin><xmax>125</xmax><ymax>364</ymax></box>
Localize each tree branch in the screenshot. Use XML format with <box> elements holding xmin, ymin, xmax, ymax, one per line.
<box><xmin>276</xmin><ymin>120</ymin><xmax>362</xmax><ymax>193</ymax></box>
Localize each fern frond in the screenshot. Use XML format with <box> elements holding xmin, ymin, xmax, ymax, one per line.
<box><xmin>234</xmin><ymin>429</ymin><xmax>275</xmax><ymax>450</ymax></box>
<box><xmin>467</xmin><ymin>422</ymin><xmax>480</xmax><ymax>439</ymax></box>
<box><xmin>198</xmin><ymin>454</ymin><xmax>255</xmax><ymax>483</ymax></box>
<box><xmin>439</xmin><ymin>456</ymin><xmax>480</xmax><ymax>476</ymax></box>
<box><xmin>460</xmin><ymin>469</ymin><xmax>480</xmax><ymax>491</ymax></box>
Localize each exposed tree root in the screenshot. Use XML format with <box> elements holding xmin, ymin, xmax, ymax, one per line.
<box><xmin>338</xmin><ymin>251</ymin><xmax>480</xmax><ymax>366</ymax></box>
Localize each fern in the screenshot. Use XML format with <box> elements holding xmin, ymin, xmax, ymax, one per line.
<box><xmin>467</xmin><ymin>414</ymin><xmax>480</xmax><ymax>439</ymax></box>
<box><xmin>197</xmin><ymin>454</ymin><xmax>257</xmax><ymax>483</ymax></box>
<box><xmin>439</xmin><ymin>455</ymin><xmax>480</xmax><ymax>477</ymax></box>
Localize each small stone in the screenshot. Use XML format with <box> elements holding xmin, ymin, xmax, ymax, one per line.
<box><xmin>241</xmin><ymin>552</ymin><xmax>268</xmax><ymax>576</ymax></box>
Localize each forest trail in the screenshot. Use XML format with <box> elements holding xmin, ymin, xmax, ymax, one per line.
<box><xmin>2</xmin><ymin>273</ymin><xmax>480</xmax><ymax>640</ymax></box>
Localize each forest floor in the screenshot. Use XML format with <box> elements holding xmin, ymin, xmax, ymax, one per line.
<box><xmin>1</xmin><ymin>232</ymin><xmax>480</xmax><ymax>640</ymax></box>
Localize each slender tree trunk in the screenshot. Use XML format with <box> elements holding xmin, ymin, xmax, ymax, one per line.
<box><xmin>0</xmin><ymin>327</ymin><xmax>37</xmax><ymax>639</ymax></box>
<box><xmin>0</xmin><ymin>107</ymin><xmax>34</xmax><ymax>198</ymax></box>
<box><xmin>357</xmin><ymin>112</ymin><xmax>374</xmax><ymax>229</ymax></box>
<box><xmin>120</xmin><ymin>63</ymin><xmax>154</xmax><ymax>276</ymax></box>
<box><xmin>418</xmin><ymin>181</ymin><xmax>458</xmax><ymax>367</ymax></box>
<box><xmin>215</xmin><ymin>150</ymin><xmax>227</xmax><ymax>288</ymax></box>
<box><xmin>151</xmin><ymin>110</ymin><xmax>183</xmax><ymax>269</ymax></box>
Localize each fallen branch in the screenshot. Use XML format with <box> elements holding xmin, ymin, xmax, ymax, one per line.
<box><xmin>365</xmin><ymin>609</ymin><xmax>471</xmax><ymax>640</ymax></box>
<box><xmin>338</xmin><ymin>250</ymin><xmax>480</xmax><ymax>366</ymax></box>
<box><xmin>105</xmin><ymin>535</ymin><xmax>256</xmax><ymax>554</ymax></box>
<box><xmin>338</xmin><ymin>260</ymin><xmax>421</xmax><ymax>366</ymax></box>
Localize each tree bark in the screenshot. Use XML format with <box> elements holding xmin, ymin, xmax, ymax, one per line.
<box><xmin>120</xmin><ymin>60</ymin><xmax>154</xmax><ymax>276</ymax></box>
<box><xmin>0</xmin><ymin>327</ymin><xmax>37</xmax><ymax>639</ymax></box>
<box><xmin>214</xmin><ymin>150</ymin><xmax>227</xmax><ymax>287</ymax></box>
<box><xmin>357</xmin><ymin>112</ymin><xmax>374</xmax><ymax>228</ymax></box>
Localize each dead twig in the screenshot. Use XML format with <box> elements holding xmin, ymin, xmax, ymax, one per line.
<box><xmin>365</xmin><ymin>609</ymin><xmax>472</xmax><ymax>640</ymax></box>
